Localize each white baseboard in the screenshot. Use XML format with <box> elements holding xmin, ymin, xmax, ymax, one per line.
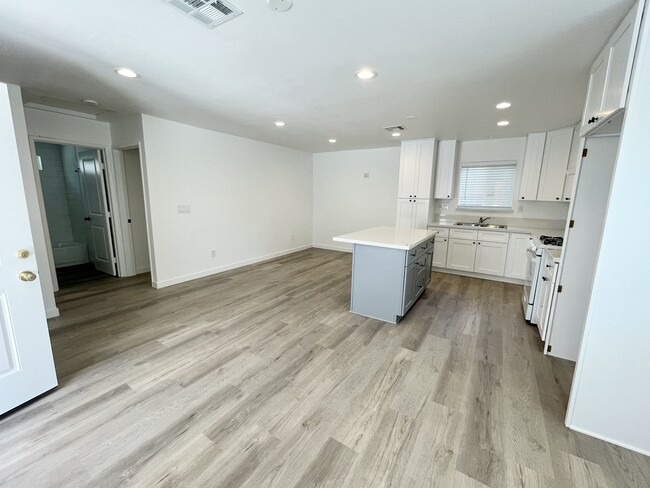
<box><xmin>312</xmin><ymin>243</ymin><xmax>352</xmax><ymax>253</ymax></box>
<box><xmin>152</xmin><ymin>245</ymin><xmax>312</xmax><ymax>289</ymax></box>
<box><xmin>45</xmin><ymin>307</ymin><xmax>60</xmax><ymax>319</ymax></box>
<box><xmin>431</xmin><ymin>267</ymin><xmax>525</xmax><ymax>285</ymax></box>
<box><xmin>566</xmin><ymin>423</ymin><xmax>650</xmax><ymax>457</ymax></box>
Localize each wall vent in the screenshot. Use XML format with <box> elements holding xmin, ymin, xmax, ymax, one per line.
<box><xmin>384</xmin><ymin>125</ymin><xmax>407</xmax><ymax>132</ymax></box>
<box><xmin>167</xmin><ymin>0</ymin><xmax>242</xmax><ymax>29</ymax></box>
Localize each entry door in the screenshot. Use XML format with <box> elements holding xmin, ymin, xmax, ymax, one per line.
<box><xmin>0</xmin><ymin>83</ymin><xmax>57</xmax><ymax>414</ymax></box>
<box><xmin>78</xmin><ymin>149</ymin><xmax>116</xmax><ymax>276</ymax></box>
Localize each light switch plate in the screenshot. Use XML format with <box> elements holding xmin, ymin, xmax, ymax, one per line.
<box><xmin>177</xmin><ymin>205</ymin><xmax>191</xmax><ymax>214</ymax></box>
<box><xmin>440</xmin><ymin>203</ymin><xmax>449</xmax><ymax>210</ymax></box>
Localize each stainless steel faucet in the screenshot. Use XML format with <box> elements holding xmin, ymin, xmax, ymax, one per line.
<box><xmin>478</xmin><ymin>217</ymin><xmax>491</xmax><ymax>224</ymax></box>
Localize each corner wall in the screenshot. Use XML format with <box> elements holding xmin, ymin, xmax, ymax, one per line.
<box><xmin>140</xmin><ymin>115</ymin><xmax>313</xmax><ymax>287</ymax></box>
<box><xmin>312</xmin><ymin>147</ymin><xmax>401</xmax><ymax>251</ymax></box>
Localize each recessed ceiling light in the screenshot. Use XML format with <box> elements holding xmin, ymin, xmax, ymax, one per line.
<box><xmin>405</xmin><ymin>115</ymin><xmax>417</xmax><ymax>120</ymax></box>
<box><xmin>267</xmin><ymin>0</ymin><xmax>292</xmax><ymax>12</ymax></box>
<box><xmin>497</xmin><ymin>120</ymin><xmax>510</xmax><ymax>127</ymax></box>
<box><xmin>392</xmin><ymin>132</ymin><xmax>401</xmax><ymax>137</ymax></box>
<box><xmin>496</xmin><ymin>102</ymin><xmax>512</xmax><ymax>110</ymax></box>
<box><xmin>114</xmin><ymin>67</ymin><xmax>140</xmax><ymax>78</ymax></box>
<box><xmin>274</xmin><ymin>121</ymin><xmax>286</xmax><ymax>127</ymax></box>
<box><xmin>355</xmin><ymin>69</ymin><xmax>377</xmax><ymax>80</ymax></box>
<box><xmin>82</xmin><ymin>99</ymin><xmax>99</xmax><ymax>106</ymax></box>
<box><xmin>328</xmin><ymin>138</ymin><xmax>337</xmax><ymax>143</ymax></box>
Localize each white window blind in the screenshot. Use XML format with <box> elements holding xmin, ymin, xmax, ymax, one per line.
<box><xmin>458</xmin><ymin>161</ymin><xmax>517</xmax><ymax>209</ymax></box>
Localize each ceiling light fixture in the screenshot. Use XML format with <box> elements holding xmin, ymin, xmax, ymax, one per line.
<box><xmin>391</xmin><ymin>132</ymin><xmax>401</xmax><ymax>137</ymax></box>
<box><xmin>274</xmin><ymin>121</ymin><xmax>286</xmax><ymax>127</ymax></box>
<box><xmin>497</xmin><ymin>120</ymin><xmax>510</xmax><ymax>127</ymax></box>
<box><xmin>355</xmin><ymin>69</ymin><xmax>377</xmax><ymax>80</ymax></box>
<box><xmin>329</xmin><ymin>139</ymin><xmax>337</xmax><ymax>143</ymax></box>
<box><xmin>82</xmin><ymin>99</ymin><xmax>99</xmax><ymax>106</ymax></box>
<box><xmin>114</xmin><ymin>67</ymin><xmax>140</xmax><ymax>78</ymax></box>
<box><xmin>496</xmin><ymin>102</ymin><xmax>512</xmax><ymax>110</ymax></box>
<box><xmin>267</xmin><ymin>0</ymin><xmax>293</xmax><ymax>12</ymax></box>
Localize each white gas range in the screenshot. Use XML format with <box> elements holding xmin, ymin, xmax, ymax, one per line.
<box><xmin>521</xmin><ymin>233</ymin><xmax>563</xmax><ymax>324</ymax></box>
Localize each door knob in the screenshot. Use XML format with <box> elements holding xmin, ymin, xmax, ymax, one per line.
<box><xmin>19</xmin><ymin>271</ymin><xmax>37</xmax><ymax>282</ymax></box>
<box><xmin>16</xmin><ymin>249</ymin><xmax>30</xmax><ymax>259</ymax></box>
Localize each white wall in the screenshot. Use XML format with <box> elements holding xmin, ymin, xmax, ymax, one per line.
<box><xmin>24</xmin><ymin>107</ymin><xmax>112</xmax><ymax>147</ymax></box>
<box><xmin>140</xmin><ymin>115</ymin><xmax>313</xmax><ymax>288</ymax></box>
<box><xmin>435</xmin><ymin>137</ymin><xmax>570</xmax><ymax>221</ymax></box>
<box><xmin>107</xmin><ymin>113</ymin><xmax>144</xmax><ymax>149</ymax></box>
<box><xmin>313</xmin><ymin>147</ymin><xmax>401</xmax><ymax>251</ymax></box>
<box><xmin>566</xmin><ymin>6</ymin><xmax>650</xmax><ymax>456</ymax></box>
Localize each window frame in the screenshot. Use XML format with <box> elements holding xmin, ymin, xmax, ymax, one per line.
<box><xmin>456</xmin><ymin>160</ymin><xmax>518</xmax><ymax>211</ymax></box>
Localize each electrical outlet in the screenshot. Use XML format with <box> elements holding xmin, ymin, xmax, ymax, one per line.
<box><xmin>211</xmin><ymin>250</ymin><xmax>216</xmax><ymax>258</ymax></box>
<box><xmin>177</xmin><ymin>205</ymin><xmax>191</xmax><ymax>214</ymax></box>
<box><xmin>440</xmin><ymin>203</ymin><xmax>449</xmax><ymax>210</ymax></box>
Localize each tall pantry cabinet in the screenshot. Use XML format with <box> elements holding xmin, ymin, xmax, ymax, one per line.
<box><xmin>396</xmin><ymin>139</ymin><xmax>437</xmax><ymax>229</ymax></box>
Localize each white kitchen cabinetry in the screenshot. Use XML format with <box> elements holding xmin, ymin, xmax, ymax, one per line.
<box><xmin>432</xmin><ymin>236</ymin><xmax>448</xmax><ymax>268</ymax></box>
<box><xmin>396</xmin><ymin>199</ymin><xmax>429</xmax><ymax>229</ymax></box>
<box><xmin>504</xmin><ymin>233</ymin><xmax>531</xmax><ymax>279</ymax></box>
<box><xmin>537</xmin><ymin>127</ymin><xmax>574</xmax><ymax>202</ymax></box>
<box><xmin>446</xmin><ymin>238</ymin><xmax>477</xmax><ymax>272</ymax></box>
<box><xmin>397</xmin><ymin>139</ymin><xmax>436</xmax><ymax>199</ymax></box>
<box><xmin>518</xmin><ymin>132</ymin><xmax>546</xmax><ymax>201</ymax></box>
<box><xmin>581</xmin><ymin>1</ymin><xmax>644</xmax><ymax>136</ymax></box>
<box><xmin>562</xmin><ymin>126</ymin><xmax>582</xmax><ymax>202</ymax></box>
<box><xmin>474</xmin><ymin>241</ymin><xmax>508</xmax><ymax>276</ymax></box>
<box><xmin>518</xmin><ymin>127</ymin><xmax>574</xmax><ymax>202</ymax></box>
<box><xmin>434</xmin><ymin>140</ymin><xmax>457</xmax><ymax>199</ymax></box>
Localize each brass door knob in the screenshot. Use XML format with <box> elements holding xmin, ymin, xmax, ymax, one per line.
<box><xmin>16</xmin><ymin>249</ymin><xmax>30</xmax><ymax>259</ymax></box>
<box><xmin>19</xmin><ymin>271</ymin><xmax>37</xmax><ymax>282</ymax></box>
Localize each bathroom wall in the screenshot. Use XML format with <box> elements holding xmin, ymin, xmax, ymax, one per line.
<box><xmin>60</xmin><ymin>146</ymin><xmax>87</xmax><ymax>247</ymax></box>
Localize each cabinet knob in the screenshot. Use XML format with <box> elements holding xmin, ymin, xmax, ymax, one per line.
<box><xmin>521</xmin><ymin>197</ymin><xmax>525</xmax><ymax>200</ymax></box>
<box><xmin>542</xmin><ymin>276</ymin><xmax>548</xmax><ymax>281</ymax></box>
<box><xmin>473</xmin><ymin>242</ymin><xmax>476</xmax><ymax>244</ymax></box>
<box><xmin>565</xmin><ymin>197</ymin><xmax>570</xmax><ymax>201</ymax></box>
<box><xmin>555</xmin><ymin>197</ymin><xmax>559</xmax><ymax>200</ymax></box>
<box><xmin>447</xmin><ymin>195</ymin><xmax>450</xmax><ymax>198</ymax></box>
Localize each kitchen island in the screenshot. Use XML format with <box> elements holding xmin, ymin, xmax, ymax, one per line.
<box><xmin>333</xmin><ymin>226</ymin><xmax>437</xmax><ymax>323</ymax></box>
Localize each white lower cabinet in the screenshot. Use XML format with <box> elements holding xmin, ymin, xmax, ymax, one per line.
<box><xmin>446</xmin><ymin>238</ymin><xmax>477</xmax><ymax>272</ymax></box>
<box><xmin>432</xmin><ymin>237</ymin><xmax>448</xmax><ymax>268</ymax></box>
<box><xmin>474</xmin><ymin>241</ymin><xmax>508</xmax><ymax>276</ymax></box>
<box><xmin>504</xmin><ymin>233</ymin><xmax>532</xmax><ymax>279</ymax></box>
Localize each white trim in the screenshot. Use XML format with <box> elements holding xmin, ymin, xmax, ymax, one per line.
<box><xmin>312</xmin><ymin>244</ymin><xmax>352</xmax><ymax>253</ymax></box>
<box><xmin>45</xmin><ymin>307</ymin><xmax>60</xmax><ymax>319</ymax></box>
<box><xmin>152</xmin><ymin>245</ymin><xmax>312</xmax><ymax>288</ymax></box>
<box><xmin>111</xmin><ymin>149</ymin><xmax>136</xmax><ymax>277</ymax></box>
<box><xmin>565</xmin><ymin>423</ymin><xmax>650</xmax><ymax>457</ymax></box>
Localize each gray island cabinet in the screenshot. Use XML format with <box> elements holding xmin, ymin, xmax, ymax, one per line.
<box><xmin>334</xmin><ymin>227</ymin><xmax>437</xmax><ymax>323</ymax></box>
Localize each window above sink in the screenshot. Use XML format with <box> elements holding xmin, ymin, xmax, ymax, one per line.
<box><xmin>458</xmin><ymin>161</ymin><xmax>517</xmax><ymax>210</ymax></box>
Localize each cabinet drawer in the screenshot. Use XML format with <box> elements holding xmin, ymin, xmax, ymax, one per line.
<box><xmin>477</xmin><ymin>231</ymin><xmax>509</xmax><ymax>243</ymax></box>
<box><xmin>449</xmin><ymin>228</ymin><xmax>478</xmax><ymax>240</ymax></box>
<box><xmin>428</xmin><ymin>226</ymin><xmax>450</xmax><ymax>238</ymax></box>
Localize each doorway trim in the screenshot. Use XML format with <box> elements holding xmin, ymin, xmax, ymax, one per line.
<box><xmin>28</xmin><ymin>135</ymin><xmax>130</xmax><ymax>291</ymax></box>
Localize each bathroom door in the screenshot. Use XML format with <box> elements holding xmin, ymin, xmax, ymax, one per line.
<box><xmin>78</xmin><ymin>149</ymin><xmax>116</xmax><ymax>276</ymax></box>
<box><xmin>0</xmin><ymin>83</ymin><xmax>57</xmax><ymax>414</ymax></box>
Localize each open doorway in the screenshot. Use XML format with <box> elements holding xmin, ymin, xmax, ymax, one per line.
<box><xmin>35</xmin><ymin>142</ymin><xmax>116</xmax><ymax>288</ymax></box>
<box><xmin>122</xmin><ymin>148</ymin><xmax>151</xmax><ymax>275</ymax></box>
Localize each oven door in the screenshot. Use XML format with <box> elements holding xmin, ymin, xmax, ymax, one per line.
<box><xmin>524</xmin><ymin>248</ymin><xmax>540</xmax><ymax>303</ymax></box>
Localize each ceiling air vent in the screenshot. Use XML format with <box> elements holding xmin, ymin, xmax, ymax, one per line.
<box><xmin>167</xmin><ymin>0</ymin><xmax>242</xmax><ymax>29</ymax></box>
<box><xmin>384</xmin><ymin>125</ymin><xmax>407</xmax><ymax>132</ymax></box>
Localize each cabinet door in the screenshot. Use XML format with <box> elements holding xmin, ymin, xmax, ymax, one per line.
<box><xmin>562</xmin><ymin>173</ymin><xmax>575</xmax><ymax>202</ymax></box>
<box><xmin>414</xmin><ymin>139</ymin><xmax>436</xmax><ymax>199</ymax></box>
<box><xmin>434</xmin><ymin>140</ymin><xmax>457</xmax><ymax>199</ymax></box>
<box><xmin>446</xmin><ymin>238</ymin><xmax>476</xmax><ymax>272</ymax></box>
<box><xmin>432</xmin><ymin>237</ymin><xmax>448</xmax><ymax>268</ymax></box>
<box><xmin>396</xmin><ymin>199</ymin><xmax>414</xmax><ymax>229</ymax></box>
<box><xmin>397</xmin><ymin>141</ymin><xmax>418</xmax><ymax>198</ymax></box>
<box><xmin>402</xmin><ymin>263</ymin><xmax>417</xmax><ymax>314</ymax></box>
<box><xmin>566</xmin><ymin>125</ymin><xmax>582</xmax><ymax>173</ymax></box>
<box><xmin>474</xmin><ymin>241</ymin><xmax>507</xmax><ymax>276</ymax></box>
<box><xmin>601</xmin><ymin>4</ymin><xmax>640</xmax><ymax>116</ymax></box>
<box><xmin>518</xmin><ymin>132</ymin><xmax>546</xmax><ymax>201</ymax></box>
<box><xmin>504</xmin><ymin>233</ymin><xmax>531</xmax><ymax>279</ymax></box>
<box><xmin>537</xmin><ymin>127</ymin><xmax>573</xmax><ymax>202</ymax></box>
<box><xmin>412</xmin><ymin>200</ymin><xmax>430</xmax><ymax>229</ymax></box>
<box><xmin>581</xmin><ymin>50</ymin><xmax>608</xmax><ymax>133</ymax></box>
<box><xmin>425</xmin><ymin>251</ymin><xmax>433</xmax><ymax>286</ymax></box>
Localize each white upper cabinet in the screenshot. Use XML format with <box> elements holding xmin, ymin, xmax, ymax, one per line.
<box><xmin>434</xmin><ymin>140</ymin><xmax>457</xmax><ymax>199</ymax></box>
<box><xmin>397</xmin><ymin>139</ymin><xmax>436</xmax><ymax>199</ymax></box>
<box><xmin>518</xmin><ymin>132</ymin><xmax>546</xmax><ymax>201</ymax></box>
<box><xmin>537</xmin><ymin>127</ymin><xmax>574</xmax><ymax>202</ymax></box>
<box><xmin>581</xmin><ymin>1</ymin><xmax>644</xmax><ymax>136</ymax></box>
<box><xmin>396</xmin><ymin>199</ymin><xmax>430</xmax><ymax>229</ymax></box>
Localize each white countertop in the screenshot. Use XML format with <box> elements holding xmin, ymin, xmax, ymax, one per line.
<box><xmin>333</xmin><ymin>226</ymin><xmax>437</xmax><ymax>251</ymax></box>
<box><xmin>428</xmin><ymin>220</ymin><xmax>565</xmax><ymax>239</ymax></box>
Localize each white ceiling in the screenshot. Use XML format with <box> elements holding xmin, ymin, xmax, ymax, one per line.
<box><xmin>0</xmin><ymin>0</ymin><xmax>635</xmax><ymax>152</ymax></box>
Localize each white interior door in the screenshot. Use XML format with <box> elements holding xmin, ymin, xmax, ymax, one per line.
<box><xmin>0</xmin><ymin>84</ymin><xmax>57</xmax><ymax>414</ymax></box>
<box><xmin>78</xmin><ymin>149</ymin><xmax>116</xmax><ymax>276</ymax></box>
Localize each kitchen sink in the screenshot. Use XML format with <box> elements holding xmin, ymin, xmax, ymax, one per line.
<box><xmin>454</xmin><ymin>222</ymin><xmax>508</xmax><ymax>229</ymax></box>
